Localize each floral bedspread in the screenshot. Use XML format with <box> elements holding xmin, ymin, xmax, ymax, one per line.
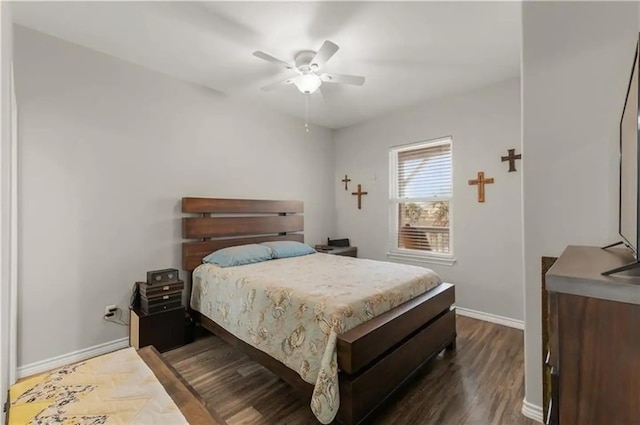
<box><xmin>191</xmin><ymin>253</ymin><xmax>441</xmax><ymax>424</ymax></box>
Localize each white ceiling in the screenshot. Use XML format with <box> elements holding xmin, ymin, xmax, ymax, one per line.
<box><xmin>12</xmin><ymin>1</ymin><xmax>521</xmax><ymax>129</ymax></box>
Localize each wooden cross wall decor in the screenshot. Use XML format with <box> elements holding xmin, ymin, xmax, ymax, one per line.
<box><xmin>501</xmin><ymin>149</ymin><xmax>522</xmax><ymax>172</ymax></box>
<box><xmin>351</xmin><ymin>184</ymin><xmax>368</xmax><ymax>209</ymax></box>
<box><xmin>468</xmin><ymin>171</ymin><xmax>494</xmax><ymax>203</ymax></box>
<box><xmin>341</xmin><ymin>174</ymin><xmax>351</xmax><ymax>191</ymax></box>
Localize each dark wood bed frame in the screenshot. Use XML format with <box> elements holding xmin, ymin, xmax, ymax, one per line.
<box><xmin>181</xmin><ymin>197</ymin><xmax>456</xmax><ymax>425</ymax></box>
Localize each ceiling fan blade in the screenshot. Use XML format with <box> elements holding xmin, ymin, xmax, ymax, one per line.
<box><xmin>320</xmin><ymin>73</ymin><xmax>365</xmax><ymax>86</ymax></box>
<box><xmin>310</xmin><ymin>41</ymin><xmax>339</xmax><ymax>70</ymax></box>
<box><xmin>260</xmin><ymin>78</ymin><xmax>295</xmax><ymax>92</ymax></box>
<box><xmin>253</xmin><ymin>51</ymin><xmax>295</xmax><ymax>70</ymax></box>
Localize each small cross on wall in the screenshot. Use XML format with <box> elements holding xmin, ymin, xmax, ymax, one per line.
<box><xmin>468</xmin><ymin>171</ymin><xmax>494</xmax><ymax>203</ymax></box>
<box><xmin>501</xmin><ymin>149</ymin><xmax>522</xmax><ymax>172</ymax></box>
<box><xmin>351</xmin><ymin>184</ymin><xmax>368</xmax><ymax>209</ymax></box>
<box><xmin>341</xmin><ymin>174</ymin><xmax>351</xmax><ymax>191</ymax></box>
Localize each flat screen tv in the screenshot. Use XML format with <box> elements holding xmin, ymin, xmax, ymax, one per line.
<box><xmin>603</xmin><ymin>39</ymin><xmax>640</xmax><ymax>275</ymax></box>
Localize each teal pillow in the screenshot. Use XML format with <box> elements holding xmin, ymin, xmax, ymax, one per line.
<box><xmin>202</xmin><ymin>244</ymin><xmax>273</xmax><ymax>267</ymax></box>
<box><xmin>261</xmin><ymin>241</ymin><xmax>316</xmax><ymax>259</ymax></box>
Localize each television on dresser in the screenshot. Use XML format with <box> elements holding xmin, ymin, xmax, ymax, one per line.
<box><xmin>602</xmin><ymin>38</ymin><xmax>640</xmax><ymax>275</ymax></box>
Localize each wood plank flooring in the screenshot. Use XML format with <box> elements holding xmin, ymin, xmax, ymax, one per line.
<box><xmin>164</xmin><ymin>316</ymin><xmax>538</xmax><ymax>425</ymax></box>
<box><xmin>138</xmin><ymin>346</ymin><xmax>226</xmax><ymax>425</ymax></box>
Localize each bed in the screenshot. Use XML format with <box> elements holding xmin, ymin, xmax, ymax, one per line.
<box><xmin>182</xmin><ymin>197</ymin><xmax>456</xmax><ymax>425</ymax></box>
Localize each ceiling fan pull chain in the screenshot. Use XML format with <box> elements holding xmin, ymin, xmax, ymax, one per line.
<box><xmin>305</xmin><ymin>94</ymin><xmax>310</xmax><ymax>133</ymax></box>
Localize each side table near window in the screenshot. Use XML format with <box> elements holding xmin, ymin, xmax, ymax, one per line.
<box><xmin>315</xmin><ymin>245</ymin><xmax>358</xmax><ymax>258</ymax></box>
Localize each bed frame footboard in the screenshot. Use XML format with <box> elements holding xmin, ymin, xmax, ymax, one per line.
<box><xmin>197</xmin><ymin>283</ymin><xmax>456</xmax><ymax>425</ymax></box>
<box><xmin>336</xmin><ymin>283</ymin><xmax>456</xmax><ymax>425</ymax></box>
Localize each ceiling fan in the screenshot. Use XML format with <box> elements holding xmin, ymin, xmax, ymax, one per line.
<box><xmin>253</xmin><ymin>40</ymin><xmax>365</xmax><ymax>94</ymax></box>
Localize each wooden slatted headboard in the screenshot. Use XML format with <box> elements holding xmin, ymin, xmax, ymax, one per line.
<box><xmin>181</xmin><ymin>197</ymin><xmax>304</xmax><ymax>271</ymax></box>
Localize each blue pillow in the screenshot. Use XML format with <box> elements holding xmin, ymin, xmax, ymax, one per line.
<box><xmin>261</xmin><ymin>241</ymin><xmax>316</xmax><ymax>259</ymax></box>
<box><xmin>202</xmin><ymin>244</ymin><xmax>273</xmax><ymax>267</ymax></box>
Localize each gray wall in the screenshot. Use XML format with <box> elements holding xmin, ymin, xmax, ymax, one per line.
<box><xmin>522</xmin><ymin>1</ymin><xmax>638</xmax><ymax>411</ymax></box>
<box><xmin>333</xmin><ymin>78</ymin><xmax>523</xmax><ymax>321</ymax></box>
<box><xmin>14</xmin><ymin>26</ymin><xmax>335</xmax><ymax>366</ymax></box>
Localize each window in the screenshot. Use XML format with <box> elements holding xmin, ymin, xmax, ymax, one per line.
<box><xmin>388</xmin><ymin>137</ymin><xmax>454</xmax><ymax>265</ymax></box>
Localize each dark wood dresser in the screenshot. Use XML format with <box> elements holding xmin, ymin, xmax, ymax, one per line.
<box><xmin>545</xmin><ymin>245</ymin><xmax>640</xmax><ymax>425</ymax></box>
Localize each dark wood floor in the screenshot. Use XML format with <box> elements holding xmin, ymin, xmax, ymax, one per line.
<box><xmin>164</xmin><ymin>316</ymin><xmax>538</xmax><ymax>425</ymax></box>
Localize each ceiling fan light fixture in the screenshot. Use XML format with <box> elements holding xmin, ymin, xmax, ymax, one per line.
<box><xmin>294</xmin><ymin>74</ymin><xmax>322</xmax><ymax>94</ymax></box>
<box><xmin>254</xmin><ymin>40</ymin><xmax>364</xmax><ymax>95</ymax></box>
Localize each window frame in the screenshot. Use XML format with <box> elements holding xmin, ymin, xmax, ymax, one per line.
<box><xmin>387</xmin><ymin>136</ymin><xmax>456</xmax><ymax>266</ymax></box>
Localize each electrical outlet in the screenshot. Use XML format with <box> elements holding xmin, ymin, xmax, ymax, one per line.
<box><xmin>104</xmin><ymin>304</ymin><xmax>118</xmax><ymax>319</ymax></box>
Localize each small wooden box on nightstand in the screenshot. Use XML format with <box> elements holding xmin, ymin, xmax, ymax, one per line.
<box><xmin>129</xmin><ymin>307</ymin><xmax>185</xmax><ymax>353</ymax></box>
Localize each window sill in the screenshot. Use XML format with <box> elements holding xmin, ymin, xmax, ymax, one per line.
<box><xmin>387</xmin><ymin>250</ymin><xmax>456</xmax><ymax>266</ymax></box>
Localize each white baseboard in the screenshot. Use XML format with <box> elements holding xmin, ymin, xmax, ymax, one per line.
<box><xmin>522</xmin><ymin>398</ymin><xmax>544</xmax><ymax>423</ymax></box>
<box><xmin>455</xmin><ymin>306</ymin><xmax>524</xmax><ymax>330</ymax></box>
<box><xmin>17</xmin><ymin>337</ymin><xmax>129</xmax><ymax>379</ymax></box>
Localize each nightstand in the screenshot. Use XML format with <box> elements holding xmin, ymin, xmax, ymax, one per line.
<box><xmin>130</xmin><ymin>307</ymin><xmax>185</xmax><ymax>352</ymax></box>
<box><xmin>315</xmin><ymin>245</ymin><xmax>358</xmax><ymax>257</ymax></box>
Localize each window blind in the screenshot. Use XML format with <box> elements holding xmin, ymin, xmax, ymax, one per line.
<box><xmin>397</xmin><ymin>143</ymin><xmax>452</xmax><ymax>198</ymax></box>
<box><xmin>391</xmin><ymin>138</ymin><xmax>453</xmax><ymax>255</ymax></box>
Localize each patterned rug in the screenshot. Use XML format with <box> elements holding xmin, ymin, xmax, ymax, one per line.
<box><xmin>9</xmin><ymin>347</ymin><xmax>188</xmax><ymax>425</ymax></box>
